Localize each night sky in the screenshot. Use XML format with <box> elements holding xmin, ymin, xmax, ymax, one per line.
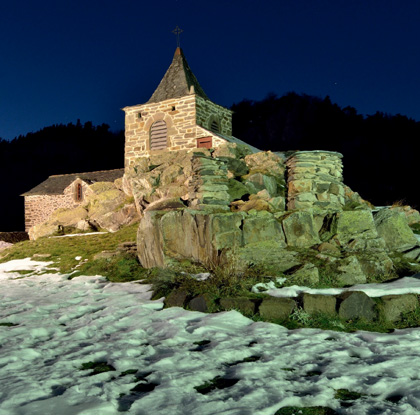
<box><xmin>1</xmin><ymin>0</ymin><xmax>419</xmax><ymax>141</ymax></box>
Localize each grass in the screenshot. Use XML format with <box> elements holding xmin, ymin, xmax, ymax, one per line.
<box><xmin>80</xmin><ymin>361</ymin><xmax>115</xmax><ymax>375</ymax></box>
<box><xmin>0</xmin><ymin>223</ymin><xmax>140</xmax><ymax>276</ymax></box>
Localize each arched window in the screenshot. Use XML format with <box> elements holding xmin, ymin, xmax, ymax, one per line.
<box><xmin>75</xmin><ymin>183</ymin><xmax>83</xmax><ymax>202</ymax></box>
<box><xmin>150</xmin><ymin>120</ymin><xmax>168</xmax><ymax>151</ymax></box>
<box><xmin>208</xmin><ymin>116</ymin><xmax>220</xmax><ymax>133</ymax></box>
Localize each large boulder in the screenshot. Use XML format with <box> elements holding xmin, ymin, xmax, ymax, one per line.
<box><xmin>374</xmin><ymin>209</ymin><xmax>418</xmax><ymax>252</ymax></box>
<box><xmin>335</xmin><ymin>210</ymin><xmax>378</xmax><ymax>246</ymax></box>
<box><xmin>282</xmin><ymin>211</ymin><xmax>321</xmax><ymax>248</ymax></box>
<box><xmin>242</xmin><ymin>211</ymin><xmax>285</xmax><ymax>245</ymax></box>
<box><xmin>389</xmin><ymin>205</ymin><xmax>420</xmax><ymax>226</ymax></box>
<box><xmin>29</xmin><ymin>206</ymin><xmax>88</xmax><ymax>240</ymax></box>
<box><xmin>338</xmin><ymin>291</ymin><xmax>378</xmax><ymax>321</ymax></box>
<box><xmin>380</xmin><ymin>294</ymin><xmax>418</xmax><ymax>322</ymax></box>
<box><xmin>335</xmin><ymin>256</ymin><xmax>367</xmax><ymax>286</ymax></box>
<box><xmin>286</xmin><ymin>263</ymin><xmax>320</xmax><ymax>286</ymax></box>
<box><xmin>244</xmin><ymin>151</ymin><xmax>285</xmax><ymax>177</ymax></box>
<box><xmin>137</xmin><ymin>210</ymin><xmax>245</xmax><ymax>268</ymax></box>
<box><xmin>86</xmin><ymin>183</ymin><xmax>139</xmax><ymax>232</ymax></box>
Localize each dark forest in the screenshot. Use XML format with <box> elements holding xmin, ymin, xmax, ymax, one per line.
<box><xmin>1</xmin><ymin>93</ymin><xmax>418</xmax><ymax>231</ymax></box>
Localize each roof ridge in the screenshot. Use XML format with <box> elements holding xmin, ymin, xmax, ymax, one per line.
<box><xmin>48</xmin><ymin>168</ymin><xmax>124</xmax><ymax>178</ymax></box>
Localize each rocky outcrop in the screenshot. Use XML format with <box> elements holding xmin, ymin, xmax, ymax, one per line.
<box><xmin>29</xmin><ymin>180</ymin><xmax>139</xmax><ymax>239</ymax></box>
<box><xmin>127</xmin><ymin>144</ymin><xmax>420</xmax><ymax>292</ymax></box>
<box><xmin>374</xmin><ymin>208</ymin><xmax>419</xmax><ymax>252</ymax></box>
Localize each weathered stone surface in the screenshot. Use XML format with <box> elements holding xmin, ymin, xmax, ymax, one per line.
<box><xmin>338</xmin><ymin>291</ymin><xmax>378</xmax><ymax>321</ymax></box>
<box><xmin>268</xmin><ymin>196</ymin><xmax>286</xmax><ymax>212</ymax></box>
<box><xmin>137</xmin><ymin>210</ymin><xmax>246</xmax><ymax>268</ymax></box>
<box><xmin>165</xmin><ymin>289</ymin><xmax>189</xmax><ymax>308</ymax></box>
<box><xmin>217</xmin><ymin>157</ymin><xmax>249</xmax><ymax>177</ymax></box>
<box><xmin>244</xmin><ymin>151</ymin><xmax>285</xmax><ymax>177</ymax></box>
<box><xmin>230</xmin><ymin>198</ymin><xmax>271</xmax><ymax>212</ymax></box>
<box><xmin>286</xmin><ymin>263</ymin><xmax>319</xmax><ymax>286</ymax></box>
<box><xmin>236</xmin><ymin>243</ymin><xmax>297</xmax><ymax>273</ymax></box>
<box><xmin>317</xmin><ymin>242</ymin><xmax>341</xmax><ymax>256</ymax></box>
<box><xmin>189</xmin><ymin>293</ymin><xmax>215</xmax><ymax>312</ymax></box>
<box><xmin>29</xmin><ymin>206</ymin><xmax>88</xmax><ymax>240</ymax></box>
<box><xmin>212</xmin><ymin>142</ymin><xmax>252</xmax><ymax>159</ymax></box>
<box><xmin>242</xmin><ymin>211</ymin><xmax>285</xmax><ymax>245</ymax></box>
<box><xmin>137</xmin><ymin>211</ymin><xmax>166</xmax><ymax>268</ymax></box>
<box><xmin>244</xmin><ymin>173</ymin><xmax>277</xmax><ymax>197</ymax></box>
<box><xmin>374</xmin><ymin>209</ymin><xmax>418</xmax><ymax>252</ymax></box>
<box><xmin>282</xmin><ymin>211</ymin><xmax>321</xmax><ymax>248</ymax></box>
<box><xmin>145</xmin><ymin>198</ymin><xmax>186</xmax><ymax>212</ymax></box>
<box><xmin>226</xmin><ymin>179</ymin><xmax>249</xmax><ymax>201</ymax></box>
<box><xmin>219</xmin><ymin>297</ymin><xmax>258</xmax><ymax>315</ymax></box>
<box><xmin>358</xmin><ymin>252</ymin><xmax>395</xmax><ymax>282</ymax></box>
<box><xmin>336</xmin><ymin>256</ymin><xmax>367</xmax><ymax>286</ymax></box>
<box><xmin>380</xmin><ymin>294</ymin><xmax>418</xmax><ymax>322</ymax></box>
<box><xmin>302</xmin><ymin>293</ymin><xmax>336</xmax><ymax>315</ymax></box>
<box><xmin>390</xmin><ymin>205</ymin><xmax>420</xmax><ymax>226</ymax></box>
<box><xmin>259</xmin><ymin>297</ymin><xmax>296</xmax><ymax>320</ymax></box>
<box><xmin>335</xmin><ymin>210</ymin><xmax>378</xmax><ymax>246</ymax></box>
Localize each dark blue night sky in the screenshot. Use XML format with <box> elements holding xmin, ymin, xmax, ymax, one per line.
<box><xmin>1</xmin><ymin>0</ymin><xmax>419</xmax><ymax>141</ymax></box>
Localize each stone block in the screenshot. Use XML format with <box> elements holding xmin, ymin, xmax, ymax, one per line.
<box><xmin>189</xmin><ymin>293</ymin><xmax>216</xmax><ymax>312</ymax></box>
<box><xmin>165</xmin><ymin>289</ymin><xmax>189</xmax><ymax>308</ymax></box>
<box><xmin>338</xmin><ymin>291</ymin><xmax>378</xmax><ymax>321</ymax></box>
<box><xmin>282</xmin><ymin>211</ymin><xmax>321</xmax><ymax>248</ymax></box>
<box><xmin>380</xmin><ymin>294</ymin><xmax>418</xmax><ymax>322</ymax></box>
<box><xmin>302</xmin><ymin>293</ymin><xmax>337</xmax><ymax>315</ymax></box>
<box><xmin>259</xmin><ymin>297</ymin><xmax>296</xmax><ymax>320</ymax></box>
<box><xmin>219</xmin><ymin>297</ymin><xmax>258</xmax><ymax>315</ymax></box>
<box><xmin>336</xmin><ymin>256</ymin><xmax>367</xmax><ymax>286</ymax></box>
<box><xmin>287</xmin><ymin>263</ymin><xmax>319</xmax><ymax>286</ymax></box>
<box><xmin>374</xmin><ymin>209</ymin><xmax>418</xmax><ymax>252</ymax></box>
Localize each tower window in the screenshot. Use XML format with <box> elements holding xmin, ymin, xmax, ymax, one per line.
<box><xmin>150</xmin><ymin>120</ymin><xmax>168</xmax><ymax>151</ymax></box>
<box><xmin>75</xmin><ymin>183</ymin><xmax>83</xmax><ymax>202</ymax></box>
<box><xmin>209</xmin><ymin>117</ymin><xmax>220</xmax><ymax>133</ymax></box>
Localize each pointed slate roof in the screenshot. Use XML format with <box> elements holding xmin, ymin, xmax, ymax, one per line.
<box><xmin>147</xmin><ymin>47</ymin><xmax>209</xmax><ymax>103</ymax></box>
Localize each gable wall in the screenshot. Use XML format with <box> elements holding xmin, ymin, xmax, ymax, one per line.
<box><xmin>124</xmin><ymin>95</ymin><xmax>232</xmax><ymax>168</ymax></box>
<box><xmin>195</xmin><ymin>96</ymin><xmax>232</xmax><ymax>136</ymax></box>
<box><xmin>24</xmin><ymin>180</ymin><xmax>89</xmax><ymax>231</ymax></box>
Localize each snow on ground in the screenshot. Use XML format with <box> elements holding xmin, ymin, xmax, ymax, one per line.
<box><xmin>51</xmin><ymin>232</ymin><xmax>108</xmax><ymax>238</ymax></box>
<box><xmin>254</xmin><ymin>275</ymin><xmax>420</xmax><ymax>298</ymax></box>
<box><xmin>1</xmin><ymin>260</ymin><xmax>420</xmax><ymax>414</ymax></box>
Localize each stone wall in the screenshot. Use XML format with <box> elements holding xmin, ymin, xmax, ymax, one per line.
<box><xmin>24</xmin><ymin>180</ymin><xmax>89</xmax><ymax>231</ymax></box>
<box><xmin>286</xmin><ymin>151</ymin><xmax>345</xmax><ymax>211</ymax></box>
<box><xmin>195</xmin><ymin>96</ymin><xmax>232</xmax><ymax>136</ymax></box>
<box><xmin>124</xmin><ymin>95</ymin><xmax>230</xmax><ymax>168</ymax></box>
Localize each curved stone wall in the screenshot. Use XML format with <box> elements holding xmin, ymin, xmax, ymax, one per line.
<box><xmin>286</xmin><ymin>150</ymin><xmax>345</xmax><ymax>211</ymax></box>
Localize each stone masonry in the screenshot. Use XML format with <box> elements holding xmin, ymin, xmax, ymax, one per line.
<box><xmin>286</xmin><ymin>151</ymin><xmax>345</xmax><ymax>211</ymax></box>
<box><xmin>123</xmin><ymin>94</ymin><xmax>231</xmax><ymax>168</ymax></box>
<box><xmin>188</xmin><ymin>153</ymin><xmax>231</xmax><ymax>210</ymax></box>
<box><xmin>23</xmin><ymin>180</ymin><xmax>89</xmax><ymax>231</ymax></box>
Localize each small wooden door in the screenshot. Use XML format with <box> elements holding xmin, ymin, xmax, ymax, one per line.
<box><xmin>197</xmin><ymin>136</ymin><xmax>213</xmax><ymax>149</ymax></box>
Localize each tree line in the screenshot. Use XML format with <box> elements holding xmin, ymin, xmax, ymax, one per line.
<box><xmin>1</xmin><ymin>93</ymin><xmax>419</xmax><ymax>231</ymax></box>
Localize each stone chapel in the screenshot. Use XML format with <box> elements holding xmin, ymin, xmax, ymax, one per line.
<box><xmin>123</xmin><ymin>47</ymin><xmax>257</xmax><ymax>168</ymax></box>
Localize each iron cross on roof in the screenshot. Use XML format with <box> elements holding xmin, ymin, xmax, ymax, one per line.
<box><xmin>172</xmin><ymin>26</ymin><xmax>183</xmax><ymax>48</ymax></box>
